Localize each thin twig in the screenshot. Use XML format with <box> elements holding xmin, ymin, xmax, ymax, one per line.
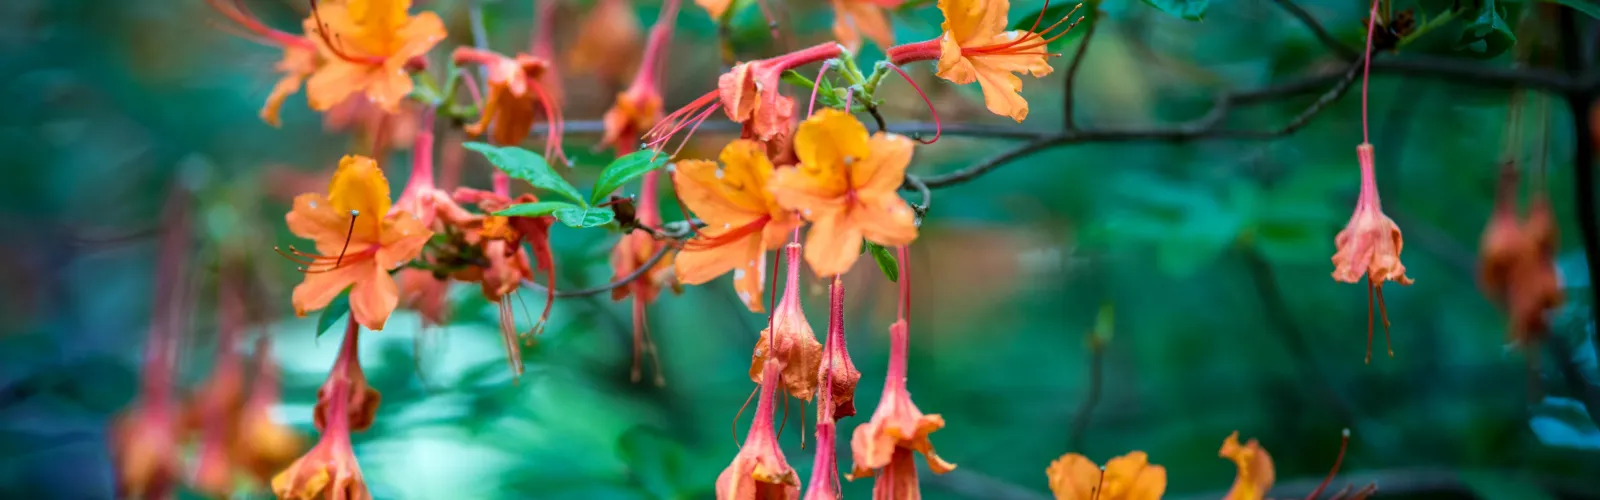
<box><xmin>1066</xmin><ymin>339</ymin><xmax>1102</xmax><ymax>451</ymax></box>
<box><xmin>521</xmin><ymin>243</ymin><xmax>671</xmax><ymax>298</ymax></box>
<box><xmin>901</xmin><ymin>173</ymin><xmax>931</xmax><ymax>219</ymax></box>
<box><xmin>1062</xmin><ymin>4</ymin><xmax>1097</xmax><ymax>131</ymax></box>
<box><xmin>1272</xmin><ymin>0</ymin><xmax>1358</xmax><ymax>60</ymax></box>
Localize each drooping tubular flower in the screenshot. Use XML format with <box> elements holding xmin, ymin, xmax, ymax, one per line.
<box><xmin>611</xmin><ymin>170</ymin><xmax>679</xmax><ymax>384</ymax></box>
<box><xmin>717</xmin><ymin>359</ymin><xmax>802</xmax><ymax>499</ymax></box>
<box><xmin>273</xmin><ymin>318</ymin><xmax>377</xmax><ymax>500</ymax></box>
<box><xmin>1330</xmin><ymin>144</ymin><xmax>1413</xmax><ymax>362</ymax></box>
<box><xmin>804</xmin><ymin>276</ymin><xmax>860</xmax><ymax>500</ymax></box>
<box><xmin>1219</xmin><ymin>432</ymin><xmax>1274</xmax><ymax>500</ymax></box>
<box><xmin>190</xmin><ymin>270</ymin><xmax>251</xmax><ymax>497</ymax></box>
<box><xmin>646</xmin><ymin>42</ymin><xmax>843</xmax><ymax>152</ymax></box>
<box><xmin>453</xmin><ymin>0</ymin><xmax>566</xmax><ymax>162</ymax></box>
<box><xmin>600</xmin><ymin>0</ymin><xmax>680</xmax><ymax>154</ymax></box>
<box><xmin>1045</xmin><ymin>452</ymin><xmax>1166</xmax><ymax>500</ymax></box>
<box><xmin>1478</xmin><ymin>162</ymin><xmax>1563</xmax><ymax>347</ymax></box>
<box><xmin>569</xmin><ymin>0</ymin><xmax>644</xmax><ymax>90</ymax></box>
<box><xmin>391</xmin><ymin>107</ymin><xmax>477</xmax><ymax>327</ymax></box>
<box><xmin>850</xmin><ymin>247</ymin><xmax>955</xmax><ymax>497</ymax></box>
<box><xmin>281</xmin><ymin>155</ymin><xmax>433</xmax><ymax>331</ymax></box>
<box><xmin>751</xmin><ymin>243</ymin><xmax>824</xmax><ymax>400</ymax></box>
<box><xmin>109</xmin><ymin>193</ymin><xmax>190</xmax><ymax>500</ymax></box>
<box><xmin>232</xmin><ymin>337</ymin><xmax>306</xmax><ymax>487</ymax></box>
<box><xmin>832</xmin><ymin>0</ymin><xmax>895</xmax><ymax>53</ymax></box>
<box><xmin>884</xmin><ymin>0</ymin><xmax>1079</xmax><ymax>122</ymax></box>
<box><xmin>673</xmin><ymin>139</ymin><xmax>802</xmax><ymax>311</ymax></box>
<box><xmin>771</xmin><ymin>109</ymin><xmax>918</xmax><ymax>278</ymax></box>
<box><xmin>449</xmin><ymin>187</ymin><xmax>549</xmax><ymax>380</ymax></box>
<box><xmin>301</xmin><ymin>0</ymin><xmax>445</xmax><ymax>114</ymax></box>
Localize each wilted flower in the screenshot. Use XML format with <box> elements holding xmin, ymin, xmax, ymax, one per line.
<box><xmin>273</xmin><ymin>319</ymin><xmax>377</xmax><ymax>500</ymax></box>
<box><xmin>1330</xmin><ymin>144</ymin><xmax>1413</xmax><ymax>362</ymax></box>
<box><xmin>750</xmin><ymin>243</ymin><xmax>824</xmax><ymax>400</ymax></box>
<box><xmin>717</xmin><ymin>360</ymin><xmax>802</xmax><ymax>499</ymax></box>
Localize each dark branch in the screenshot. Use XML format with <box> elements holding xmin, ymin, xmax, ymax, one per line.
<box><xmin>1067</xmin><ymin>337</ymin><xmax>1103</xmax><ymax>451</ymax></box>
<box><xmin>521</xmin><ymin>242</ymin><xmax>672</xmax><ymax>298</ymax></box>
<box><xmin>1271</xmin><ymin>0</ymin><xmax>1358</xmax><ymax>60</ymax></box>
<box><xmin>1062</xmin><ymin>5</ymin><xmax>1097</xmax><ymax>131</ymax></box>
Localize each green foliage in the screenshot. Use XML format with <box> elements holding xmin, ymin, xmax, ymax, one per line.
<box><xmin>465</xmin><ymin>142</ymin><xmax>586</xmax><ymax>205</ymax></box>
<box><xmin>589</xmin><ymin>151</ymin><xmax>669</xmax><ymax>207</ymax></box>
<box><xmin>614</xmin><ymin>426</ymin><xmax>714</xmax><ymax>499</ymax></box>
<box><xmin>1140</xmin><ymin>0</ymin><xmax>1208</xmax><ymax>20</ymax></box>
<box><xmin>495</xmin><ymin>200</ymin><xmax>582</xmax><ymax>218</ymax></box>
<box><xmin>1457</xmin><ymin>0</ymin><xmax>1516</xmax><ymax>58</ymax></box>
<box><xmin>316</xmin><ymin>289</ymin><xmax>351</xmax><ymax>338</ymax></box>
<box><xmin>864</xmin><ymin>241</ymin><xmax>899</xmax><ymax>282</ymax></box>
<box><xmin>552</xmin><ymin>206</ymin><xmax>617</xmax><ymax>228</ymax></box>
<box><xmin>1542</xmin><ymin>0</ymin><xmax>1600</xmax><ymax>19</ymax></box>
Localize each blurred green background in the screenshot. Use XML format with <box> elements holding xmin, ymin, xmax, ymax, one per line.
<box><xmin>3</xmin><ymin>0</ymin><xmax>1600</xmax><ymax>498</ymax></box>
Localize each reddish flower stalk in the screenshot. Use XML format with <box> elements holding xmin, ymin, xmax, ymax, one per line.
<box><xmin>192</xmin><ymin>268</ymin><xmax>251</xmax><ymax>496</ymax></box>
<box><xmin>601</xmin><ymin>0</ymin><xmax>680</xmax><ymax>153</ymax></box>
<box><xmin>273</xmin><ymin>317</ymin><xmax>377</xmax><ymax>499</ymax></box>
<box><xmin>805</xmin><ymin>276</ymin><xmax>859</xmax><ymax>500</ymax></box>
<box><xmin>716</xmin><ymin>359</ymin><xmax>801</xmax><ymax>498</ymax></box>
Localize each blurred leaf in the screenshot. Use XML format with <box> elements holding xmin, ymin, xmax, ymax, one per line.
<box><xmin>1461</xmin><ymin>471</ymin><xmax>1560</xmax><ymax>500</ymax></box>
<box><xmin>1541</xmin><ymin>0</ymin><xmax>1600</xmax><ymax>19</ymax></box>
<box><xmin>497</xmin><ymin>200</ymin><xmax>581</xmax><ymax>218</ymax></box>
<box><xmin>554</xmin><ymin>206</ymin><xmax>616</xmax><ymax>228</ymax></box>
<box><xmin>1528</xmin><ymin>397</ymin><xmax>1600</xmax><ymax>450</ymax></box>
<box><xmin>1456</xmin><ymin>0</ymin><xmax>1516</xmax><ymax>58</ymax></box>
<box><xmin>1011</xmin><ymin>1</ymin><xmax>1094</xmax><ymax>50</ymax></box>
<box><xmin>865</xmin><ymin>241</ymin><xmax>899</xmax><ymax>282</ymax></box>
<box><xmin>464</xmin><ymin>142</ymin><xmax>586</xmax><ymax>206</ymax></box>
<box><xmin>615</xmin><ymin>426</ymin><xmax>691</xmax><ymax>499</ymax></box>
<box><xmin>316</xmin><ymin>289</ymin><xmax>351</xmax><ymax>338</ymax></box>
<box><xmin>1140</xmin><ymin>0</ymin><xmax>1207</xmax><ymax>20</ymax></box>
<box><xmin>590</xmin><ymin>151</ymin><xmax>669</xmax><ymax>206</ymax></box>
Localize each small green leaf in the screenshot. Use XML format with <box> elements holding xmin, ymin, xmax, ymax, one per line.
<box><xmin>554</xmin><ymin>206</ymin><xmax>616</xmax><ymax>228</ymax></box>
<box><xmin>463</xmin><ymin>142</ymin><xmax>586</xmax><ymax>205</ymax></box>
<box><xmin>1456</xmin><ymin>0</ymin><xmax>1516</xmax><ymax>58</ymax></box>
<box><xmin>864</xmin><ymin>241</ymin><xmax>898</xmax><ymax>282</ymax></box>
<box><xmin>782</xmin><ymin>70</ymin><xmax>848</xmax><ymax>109</ymax></box>
<box><xmin>1011</xmin><ymin>2</ymin><xmax>1094</xmax><ymax>51</ymax></box>
<box><xmin>1140</xmin><ymin>0</ymin><xmax>1207</xmax><ymax>20</ymax></box>
<box><xmin>316</xmin><ymin>290</ymin><xmax>351</xmax><ymax>338</ymax></box>
<box><xmin>1541</xmin><ymin>0</ymin><xmax>1600</xmax><ymax>20</ymax></box>
<box><xmin>590</xmin><ymin>151</ymin><xmax>671</xmax><ymax>206</ymax></box>
<box><xmin>495</xmin><ymin>200</ymin><xmax>580</xmax><ymax>218</ymax></box>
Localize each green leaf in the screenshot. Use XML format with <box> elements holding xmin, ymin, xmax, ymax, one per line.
<box><xmin>1541</xmin><ymin>0</ymin><xmax>1600</xmax><ymax>19</ymax></box>
<box><xmin>1139</xmin><ymin>0</ymin><xmax>1207</xmax><ymax>20</ymax></box>
<box><xmin>1011</xmin><ymin>1</ymin><xmax>1095</xmax><ymax>51</ymax></box>
<box><xmin>553</xmin><ymin>206</ymin><xmax>616</xmax><ymax>228</ymax></box>
<box><xmin>495</xmin><ymin>200</ymin><xmax>580</xmax><ymax>218</ymax></box>
<box><xmin>1457</xmin><ymin>0</ymin><xmax>1516</xmax><ymax>58</ymax></box>
<box><xmin>316</xmin><ymin>289</ymin><xmax>351</xmax><ymax>338</ymax></box>
<box><xmin>782</xmin><ymin>70</ymin><xmax>849</xmax><ymax>109</ymax></box>
<box><xmin>589</xmin><ymin>151</ymin><xmax>670</xmax><ymax>206</ymax></box>
<box><xmin>864</xmin><ymin>241</ymin><xmax>899</xmax><ymax>282</ymax></box>
<box><xmin>463</xmin><ymin>142</ymin><xmax>586</xmax><ymax>206</ymax></box>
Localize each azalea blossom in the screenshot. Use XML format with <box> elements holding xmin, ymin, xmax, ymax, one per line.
<box><xmin>848</xmin><ymin>322</ymin><xmax>956</xmax><ymax>488</ymax></box>
<box><xmin>771</xmin><ymin>109</ymin><xmax>918</xmax><ymax>277</ymax></box>
<box><xmin>273</xmin><ymin>319</ymin><xmax>376</xmax><ymax>500</ymax></box>
<box><xmin>1219</xmin><ymin>432</ymin><xmax>1274</xmax><ymax>500</ymax></box>
<box><xmin>885</xmin><ymin>0</ymin><xmax>1079</xmax><ymax>121</ymax></box>
<box><xmin>1478</xmin><ymin>162</ymin><xmax>1563</xmax><ymax>346</ymax></box>
<box><xmin>601</xmin><ymin>0</ymin><xmax>679</xmax><ymax>154</ymax></box>
<box><xmin>750</xmin><ymin>243</ymin><xmax>824</xmax><ymax>401</ymax></box>
<box><xmin>302</xmin><ymin>0</ymin><xmax>445</xmax><ymax>114</ymax></box>
<box><xmin>1330</xmin><ymin>144</ymin><xmax>1412</xmax><ymax>362</ymax></box>
<box><xmin>673</xmin><ymin>139</ymin><xmax>802</xmax><ymax>311</ymax></box>
<box><xmin>1045</xmin><ymin>451</ymin><xmax>1166</xmax><ymax>500</ymax></box>
<box><xmin>647</xmin><ymin>42</ymin><xmax>842</xmax><ymax>152</ymax></box>
<box><xmin>832</xmin><ymin>0</ymin><xmax>895</xmax><ymax>53</ymax></box>
<box><xmin>717</xmin><ymin>359</ymin><xmax>802</xmax><ymax>499</ymax></box>
<box><xmin>282</xmin><ymin>155</ymin><xmax>432</xmax><ymax>331</ymax></box>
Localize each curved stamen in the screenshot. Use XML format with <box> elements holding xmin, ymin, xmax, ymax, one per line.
<box><xmin>307</xmin><ymin>0</ymin><xmax>389</xmax><ymax>66</ymax></box>
<box><xmin>670</xmin><ymin>105</ymin><xmax>721</xmax><ymax>158</ymax></box>
<box><xmin>968</xmin><ymin>8</ymin><xmax>1082</xmax><ymax>55</ymax></box>
<box><xmin>682</xmin><ymin>215</ymin><xmax>771</xmax><ymax>251</ymax></box>
<box><xmin>205</xmin><ymin>0</ymin><xmax>313</xmax><ymax>48</ymax></box>
<box><xmin>1304</xmin><ymin>429</ymin><xmax>1352</xmax><ymax>500</ymax></box>
<box><xmin>644</xmin><ymin>90</ymin><xmax>721</xmax><ymax>150</ymax></box>
<box><xmin>807</xmin><ymin>61</ymin><xmax>834</xmax><ymax>117</ymax></box>
<box><xmin>887</xmin><ymin>63</ymin><xmax>941</xmax><ymax>144</ymax></box>
<box><xmin>527</xmin><ymin>80</ymin><xmax>567</xmax><ymax>164</ymax></box>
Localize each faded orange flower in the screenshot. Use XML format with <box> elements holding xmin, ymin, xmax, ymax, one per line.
<box><xmin>673</xmin><ymin>139</ymin><xmax>801</xmax><ymax>311</ymax></box>
<box><xmin>263</xmin><ymin>45</ymin><xmax>321</xmax><ymax>127</ymax></box>
<box><xmin>849</xmin><ymin>321</ymin><xmax>955</xmax><ymax>482</ymax></box>
<box><xmin>718</xmin><ymin>360</ymin><xmax>802</xmax><ymax>499</ymax></box>
<box><xmin>719</xmin><ymin>43</ymin><xmax>844</xmax><ymax>142</ymax></box>
<box><xmin>302</xmin><ymin>0</ymin><xmax>445</xmax><ymax>114</ymax></box>
<box><xmin>819</xmin><ymin>275</ymin><xmax>861</xmax><ymax>419</ymax></box>
<box><xmin>832</xmin><ymin>0</ymin><xmax>894</xmax><ymax>53</ymax></box>
<box><xmin>1220</xmin><ymin>432</ymin><xmax>1274</xmax><ymax>500</ymax></box>
<box><xmin>885</xmin><ymin>0</ymin><xmax>1078</xmax><ymax>122</ymax></box>
<box><xmin>771</xmin><ymin>109</ymin><xmax>918</xmax><ymax>277</ymax></box>
<box><xmin>1331</xmin><ymin>143</ymin><xmax>1412</xmax><ymax>362</ymax></box>
<box><xmin>283</xmin><ymin>155</ymin><xmax>432</xmax><ymax>331</ymax></box>
<box><xmin>232</xmin><ymin>338</ymin><xmax>306</xmax><ymax>486</ymax></box>
<box><xmin>273</xmin><ymin>319</ymin><xmax>375</xmax><ymax>500</ymax></box>
<box><xmin>611</xmin><ymin>172</ymin><xmax>678</xmax><ymax>384</ymax></box>
<box><xmin>569</xmin><ymin>0</ymin><xmax>644</xmax><ymax>89</ymax></box>
<box><xmin>1478</xmin><ymin>162</ymin><xmax>1563</xmax><ymax>346</ymax></box>
<box><xmin>750</xmin><ymin>243</ymin><xmax>824</xmax><ymax>400</ymax></box>
<box><xmin>1046</xmin><ymin>451</ymin><xmax>1167</xmax><ymax>500</ymax></box>
<box><xmin>454</xmin><ymin>48</ymin><xmax>567</xmax><ymax>161</ymax></box>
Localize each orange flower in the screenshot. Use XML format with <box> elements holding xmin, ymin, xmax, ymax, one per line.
<box><xmin>673</xmin><ymin>139</ymin><xmax>801</xmax><ymax>312</ymax></box>
<box><xmin>719</xmin><ymin>43</ymin><xmax>844</xmax><ymax>142</ymax></box>
<box><xmin>771</xmin><ymin>109</ymin><xmax>918</xmax><ymax>277</ymax></box>
<box><xmin>302</xmin><ymin>0</ymin><xmax>445</xmax><ymax>114</ymax></box>
<box><xmin>885</xmin><ymin>0</ymin><xmax>1078</xmax><ymax>122</ymax></box>
<box><xmin>449</xmin><ymin>188</ymin><xmax>559</xmax><ymax>379</ymax></box>
<box><xmin>717</xmin><ymin>360</ymin><xmax>802</xmax><ymax>499</ymax></box>
<box><xmin>274</xmin><ymin>319</ymin><xmax>376</xmax><ymax>500</ymax></box>
<box><xmin>849</xmin><ymin>321</ymin><xmax>955</xmax><ymax>482</ymax></box>
<box><xmin>110</xmin><ymin>405</ymin><xmax>181</xmax><ymax>500</ymax></box>
<box><xmin>283</xmin><ymin>155</ymin><xmax>432</xmax><ymax>331</ymax></box>
<box><xmin>819</xmin><ymin>276</ymin><xmax>861</xmax><ymax>419</ymax></box>
<box><xmin>232</xmin><ymin>338</ymin><xmax>306</xmax><ymax>486</ymax></box>
<box><xmin>454</xmin><ymin>48</ymin><xmax>567</xmax><ymax>161</ymax></box>
<box><xmin>1045</xmin><ymin>451</ymin><xmax>1166</xmax><ymax>500</ymax></box>
<box><xmin>611</xmin><ymin>171</ymin><xmax>678</xmax><ymax>383</ymax></box>
<box><xmin>750</xmin><ymin>243</ymin><xmax>824</xmax><ymax>400</ymax></box>
<box><xmin>1220</xmin><ymin>432</ymin><xmax>1274</xmax><ymax>500</ymax></box>
<box><xmin>601</xmin><ymin>0</ymin><xmax>677</xmax><ymax>154</ymax></box>
<box><xmin>1478</xmin><ymin>162</ymin><xmax>1563</xmax><ymax>346</ymax></box>
<box><xmin>832</xmin><ymin>0</ymin><xmax>894</xmax><ymax>53</ymax></box>
<box><xmin>697</xmin><ymin>0</ymin><xmax>734</xmax><ymax>18</ymax></box>
<box><xmin>263</xmin><ymin>45</ymin><xmax>321</xmax><ymax>127</ymax></box>
<box><xmin>1330</xmin><ymin>144</ymin><xmax>1413</xmax><ymax>362</ymax></box>
<box><xmin>568</xmin><ymin>0</ymin><xmax>644</xmax><ymax>89</ymax></box>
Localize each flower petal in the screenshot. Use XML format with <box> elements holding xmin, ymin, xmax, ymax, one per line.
<box><xmin>937</xmin><ymin>0</ymin><xmax>1009</xmax><ymax>45</ymax></box>
<box><xmin>288</xmin><ymin>193</ymin><xmax>361</xmax><ymax>257</ymax></box>
<box><xmin>349</xmin><ymin>263</ymin><xmax>400</xmax><ymax>331</ymax></box>
<box><xmin>1046</xmin><ymin>453</ymin><xmax>1102</xmax><ymax>500</ymax></box>
<box><xmin>290</xmin><ymin>262</ymin><xmax>367</xmax><ymax>317</ymax></box>
<box><xmin>802</xmin><ymin>214</ymin><xmax>863</xmax><ymax>278</ymax></box>
<box><xmin>329</xmin><ymin>155</ymin><xmax>393</xmax><ymax>240</ymax></box>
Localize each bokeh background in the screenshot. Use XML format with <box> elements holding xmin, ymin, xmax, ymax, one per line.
<box><xmin>3</xmin><ymin>0</ymin><xmax>1600</xmax><ymax>498</ymax></box>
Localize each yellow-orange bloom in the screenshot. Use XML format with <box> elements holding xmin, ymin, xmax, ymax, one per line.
<box><xmin>1045</xmin><ymin>451</ymin><xmax>1166</xmax><ymax>500</ymax></box>
<box><xmin>673</xmin><ymin>139</ymin><xmax>802</xmax><ymax>311</ymax></box>
<box><xmin>454</xmin><ymin>48</ymin><xmax>567</xmax><ymax>161</ymax></box>
<box><xmin>302</xmin><ymin>0</ymin><xmax>445</xmax><ymax>114</ymax></box>
<box><xmin>569</xmin><ymin>0</ymin><xmax>644</xmax><ymax>88</ymax></box>
<box><xmin>1220</xmin><ymin>432</ymin><xmax>1275</xmax><ymax>500</ymax></box>
<box><xmin>833</xmin><ymin>0</ymin><xmax>895</xmax><ymax>52</ymax></box>
<box><xmin>934</xmin><ymin>0</ymin><xmax>1057</xmax><ymax>121</ymax></box>
<box><xmin>771</xmin><ymin>110</ymin><xmax>918</xmax><ymax>277</ymax></box>
<box><xmin>263</xmin><ymin>45</ymin><xmax>321</xmax><ymax>127</ymax></box>
<box><xmin>284</xmin><ymin>155</ymin><xmax>432</xmax><ymax>331</ymax></box>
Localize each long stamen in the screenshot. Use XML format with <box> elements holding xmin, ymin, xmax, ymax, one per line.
<box><xmin>1365</xmin><ymin>280</ymin><xmax>1375</xmax><ymax>364</ymax></box>
<box><xmin>645</xmin><ymin>91</ymin><xmax>721</xmax><ymax>151</ymax></box>
<box><xmin>205</xmin><ymin>0</ymin><xmax>311</xmax><ymax>48</ymax></box>
<box><xmin>1304</xmin><ymin>429</ymin><xmax>1352</xmax><ymax>500</ymax></box>
<box><xmin>1376</xmin><ymin>284</ymin><xmax>1394</xmax><ymax>357</ymax></box>
<box><xmin>308</xmin><ymin>0</ymin><xmax>383</xmax><ymax>66</ymax></box>
<box><xmin>527</xmin><ymin>81</ymin><xmax>567</xmax><ymax>164</ymax></box>
<box><xmin>333</xmin><ymin>210</ymin><xmax>359</xmax><ymax>267</ymax></box>
<box><xmin>670</xmin><ymin>105</ymin><xmax>721</xmax><ymax>158</ymax></box>
<box><xmin>969</xmin><ymin>3</ymin><xmax>1080</xmax><ymax>54</ymax></box>
<box><xmin>887</xmin><ymin>64</ymin><xmax>941</xmax><ymax>144</ymax></box>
